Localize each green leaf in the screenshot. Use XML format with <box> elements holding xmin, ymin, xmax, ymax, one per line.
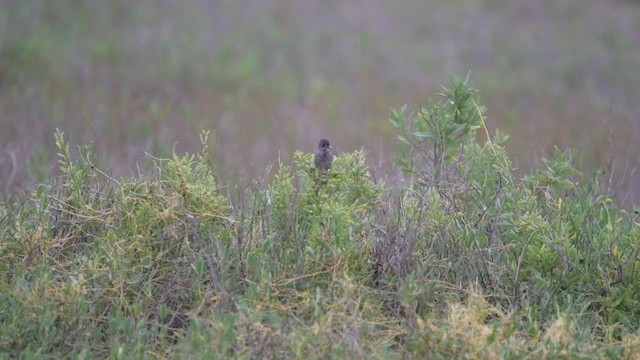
<box><xmin>413</xmin><ymin>131</ymin><xmax>435</xmax><ymax>138</ymax></box>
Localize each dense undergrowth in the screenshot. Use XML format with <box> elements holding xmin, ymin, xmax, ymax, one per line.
<box><xmin>1</xmin><ymin>78</ymin><xmax>639</xmax><ymax>359</ymax></box>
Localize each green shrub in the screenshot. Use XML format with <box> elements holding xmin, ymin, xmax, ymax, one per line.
<box><xmin>387</xmin><ymin>76</ymin><xmax>640</xmax><ymax>335</ymax></box>
<box><xmin>1</xmin><ymin>78</ymin><xmax>638</xmax><ymax>358</ymax></box>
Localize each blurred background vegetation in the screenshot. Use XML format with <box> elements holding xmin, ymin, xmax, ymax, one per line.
<box><xmin>1</xmin><ymin>0</ymin><xmax>639</xmax><ymax>203</ymax></box>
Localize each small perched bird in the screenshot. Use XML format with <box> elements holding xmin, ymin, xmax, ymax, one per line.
<box><xmin>314</xmin><ymin>138</ymin><xmax>333</xmax><ymax>171</ymax></box>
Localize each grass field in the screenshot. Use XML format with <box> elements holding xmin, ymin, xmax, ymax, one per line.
<box><xmin>1</xmin><ymin>0</ymin><xmax>639</xmax><ymax>203</ymax></box>
<box><xmin>1</xmin><ymin>1</ymin><xmax>640</xmax><ymax>358</ymax></box>
<box><xmin>2</xmin><ymin>78</ymin><xmax>639</xmax><ymax>358</ymax></box>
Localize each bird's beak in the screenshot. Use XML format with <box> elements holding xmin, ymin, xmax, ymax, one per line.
<box><xmin>329</xmin><ymin>145</ymin><xmax>332</xmax><ymax>150</ymax></box>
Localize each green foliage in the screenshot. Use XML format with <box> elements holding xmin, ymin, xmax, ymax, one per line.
<box><xmin>262</xmin><ymin>149</ymin><xmax>386</xmax><ymax>288</ymax></box>
<box><xmin>1</xmin><ymin>130</ymin><xmax>233</xmax><ymax>357</ymax></box>
<box><xmin>1</xmin><ymin>80</ymin><xmax>639</xmax><ymax>358</ymax></box>
<box><xmin>387</xmin><ymin>77</ymin><xmax>640</xmax><ymax>338</ymax></box>
<box><xmin>389</xmin><ymin>74</ymin><xmax>485</xmax><ymax>183</ymax></box>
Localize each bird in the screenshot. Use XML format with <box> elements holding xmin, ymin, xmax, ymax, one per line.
<box><xmin>314</xmin><ymin>138</ymin><xmax>333</xmax><ymax>171</ymax></box>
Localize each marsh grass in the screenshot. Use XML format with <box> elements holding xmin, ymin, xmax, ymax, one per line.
<box><xmin>1</xmin><ymin>1</ymin><xmax>640</xmax><ymax>205</ymax></box>
<box><xmin>1</xmin><ymin>79</ymin><xmax>639</xmax><ymax>359</ymax></box>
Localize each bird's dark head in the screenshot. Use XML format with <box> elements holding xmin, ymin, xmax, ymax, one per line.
<box><xmin>318</xmin><ymin>138</ymin><xmax>331</xmax><ymax>151</ymax></box>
